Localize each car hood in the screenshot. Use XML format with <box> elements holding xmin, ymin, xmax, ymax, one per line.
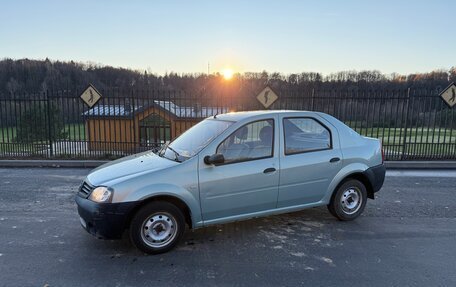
<box><xmin>87</xmin><ymin>151</ymin><xmax>179</xmax><ymax>186</ymax></box>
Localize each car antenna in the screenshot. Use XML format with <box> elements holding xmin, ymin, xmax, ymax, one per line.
<box><xmin>214</xmin><ymin>113</ymin><xmax>218</xmax><ymax>119</ymax></box>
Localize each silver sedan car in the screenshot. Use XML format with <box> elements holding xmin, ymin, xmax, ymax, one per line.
<box><xmin>76</xmin><ymin>111</ymin><xmax>385</xmax><ymax>254</ymax></box>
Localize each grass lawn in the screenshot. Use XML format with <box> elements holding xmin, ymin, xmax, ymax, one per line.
<box><xmin>1</xmin><ymin>123</ymin><xmax>455</xmax><ymax>158</ymax></box>
<box><xmin>354</xmin><ymin>127</ymin><xmax>456</xmax><ymax>145</ymax></box>
<box><xmin>0</xmin><ymin>123</ymin><xmax>86</xmax><ymax>143</ymax></box>
<box><xmin>351</xmin><ymin>126</ymin><xmax>456</xmax><ymax>158</ymax></box>
<box><xmin>0</xmin><ymin>127</ymin><xmax>16</xmax><ymax>142</ymax></box>
<box><xmin>64</xmin><ymin>123</ymin><xmax>86</xmax><ymax>141</ymax></box>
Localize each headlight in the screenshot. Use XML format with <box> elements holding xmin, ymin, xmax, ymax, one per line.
<box><xmin>89</xmin><ymin>186</ymin><xmax>113</xmax><ymax>203</ymax></box>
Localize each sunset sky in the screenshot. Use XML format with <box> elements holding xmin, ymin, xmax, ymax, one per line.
<box><xmin>1</xmin><ymin>0</ymin><xmax>455</xmax><ymax>75</ymax></box>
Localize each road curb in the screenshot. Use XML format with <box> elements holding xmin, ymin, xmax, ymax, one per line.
<box><xmin>384</xmin><ymin>161</ymin><xmax>456</xmax><ymax>169</ymax></box>
<box><xmin>0</xmin><ymin>159</ymin><xmax>456</xmax><ymax>169</ymax></box>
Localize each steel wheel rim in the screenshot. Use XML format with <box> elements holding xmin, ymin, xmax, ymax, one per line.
<box><xmin>141</xmin><ymin>212</ymin><xmax>178</xmax><ymax>248</ymax></box>
<box><xmin>340</xmin><ymin>187</ymin><xmax>362</xmax><ymax>215</ymax></box>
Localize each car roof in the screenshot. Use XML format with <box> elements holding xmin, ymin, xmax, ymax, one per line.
<box><xmin>212</xmin><ymin>110</ymin><xmax>312</xmax><ymax>122</ymax></box>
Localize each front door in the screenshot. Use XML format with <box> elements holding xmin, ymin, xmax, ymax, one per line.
<box><xmin>199</xmin><ymin>118</ymin><xmax>279</xmax><ymax>223</ymax></box>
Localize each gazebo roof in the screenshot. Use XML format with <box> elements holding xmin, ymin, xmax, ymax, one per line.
<box><xmin>83</xmin><ymin>100</ymin><xmax>228</xmax><ymax>119</ymax></box>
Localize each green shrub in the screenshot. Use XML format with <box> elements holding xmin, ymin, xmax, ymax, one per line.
<box><xmin>15</xmin><ymin>103</ymin><xmax>66</xmax><ymax>143</ymax></box>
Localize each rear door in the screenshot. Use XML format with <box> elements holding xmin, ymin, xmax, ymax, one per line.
<box><xmin>278</xmin><ymin>114</ymin><xmax>342</xmax><ymax>207</ymax></box>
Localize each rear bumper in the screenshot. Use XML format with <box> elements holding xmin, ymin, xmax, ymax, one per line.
<box><xmin>75</xmin><ymin>196</ymin><xmax>137</xmax><ymax>239</ymax></box>
<box><xmin>363</xmin><ymin>164</ymin><xmax>386</xmax><ymax>194</ymax></box>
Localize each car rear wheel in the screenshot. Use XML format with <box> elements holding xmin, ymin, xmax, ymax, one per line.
<box><xmin>130</xmin><ymin>201</ymin><xmax>185</xmax><ymax>254</ymax></box>
<box><xmin>328</xmin><ymin>179</ymin><xmax>367</xmax><ymax>221</ymax></box>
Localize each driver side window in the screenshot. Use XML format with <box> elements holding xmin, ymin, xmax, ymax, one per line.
<box><xmin>217</xmin><ymin>119</ymin><xmax>274</xmax><ymax>164</ymax></box>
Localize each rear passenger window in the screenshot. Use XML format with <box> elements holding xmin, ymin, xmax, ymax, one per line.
<box><xmin>283</xmin><ymin>118</ymin><xmax>331</xmax><ymax>155</ymax></box>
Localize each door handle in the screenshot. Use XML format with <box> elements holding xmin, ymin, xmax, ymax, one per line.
<box><xmin>263</xmin><ymin>167</ymin><xmax>276</xmax><ymax>173</ymax></box>
<box><xmin>329</xmin><ymin>157</ymin><xmax>340</xmax><ymax>163</ymax></box>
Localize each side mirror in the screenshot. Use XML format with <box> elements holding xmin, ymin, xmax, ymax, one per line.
<box><xmin>204</xmin><ymin>154</ymin><xmax>225</xmax><ymax>165</ymax></box>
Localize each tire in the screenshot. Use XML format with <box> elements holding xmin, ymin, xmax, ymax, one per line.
<box><xmin>327</xmin><ymin>179</ymin><xmax>367</xmax><ymax>221</ymax></box>
<box><xmin>130</xmin><ymin>201</ymin><xmax>185</xmax><ymax>254</ymax></box>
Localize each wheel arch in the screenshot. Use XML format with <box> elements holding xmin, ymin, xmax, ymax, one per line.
<box><xmin>125</xmin><ymin>195</ymin><xmax>194</xmax><ymax>230</ymax></box>
<box><xmin>339</xmin><ymin>172</ymin><xmax>375</xmax><ymax>199</ymax></box>
<box><xmin>324</xmin><ymin>163</ymin><xmax>374</xmax><ymax>203</ymax></box>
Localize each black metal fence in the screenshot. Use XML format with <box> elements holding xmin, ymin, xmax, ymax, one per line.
<box><xmin>0</xmin><ymin>86</ymin><xmax>455</xmax><ymax>160</ymax></box>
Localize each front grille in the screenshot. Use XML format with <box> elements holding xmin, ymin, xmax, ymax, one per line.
<box><xmin>78</xmin><ymin>180</ymin><xmax>94</xmax><ymax>198</ymax></box>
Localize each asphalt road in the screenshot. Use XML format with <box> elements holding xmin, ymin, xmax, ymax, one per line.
<box><xmin>0</xmin><ymin>168</ymin><xmax>455</xmax><ymax>287</ymax></box>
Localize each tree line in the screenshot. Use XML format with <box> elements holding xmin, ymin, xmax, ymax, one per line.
<box><xmin>1</xmin><ymin>58</ymin><xmax>455</xmax><ymax>97</ymax></box>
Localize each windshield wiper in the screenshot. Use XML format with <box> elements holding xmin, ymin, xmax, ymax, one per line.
<box><xmin>166</xmin><ymin>145</ymin><xmax>182</xmax><ymax>162</ymax></box>
<box><xmin>159</xmin><ymin>142</ymin><xmax>181</xmax><ymax>162</ymax></box>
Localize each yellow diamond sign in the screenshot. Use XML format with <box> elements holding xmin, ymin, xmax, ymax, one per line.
<box><xmin>440</xmin><ymin>83</ymin><xmax>456</xmax><ymax>108</ymax></box>
<box><xmin>80</xmin><ymin>84</ymin><xmax>102</xmax><ymax>108</ymax></box>
<box><xmin>256</xmin><ymin>86</ymin><xmax>278</xmax><ymax>109</ymax></box>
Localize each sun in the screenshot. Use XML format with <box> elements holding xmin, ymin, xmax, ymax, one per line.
<box><xmin>222</xmin><ymin>68</ymin><xmax>234</xmax><ymax>80</ymax></box>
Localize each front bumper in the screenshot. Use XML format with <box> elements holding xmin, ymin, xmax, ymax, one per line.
<box><xmin>75</xmin><ymin>196</ymin><xmax>137</xmax><ymax>239</ymax></box>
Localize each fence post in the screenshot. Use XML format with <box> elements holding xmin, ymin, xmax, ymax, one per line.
<box><xmin>311</xmin><ymin>88</ymin><xmax>315</xmax><ymax>111</ymax></box>
<box><xmin>45</xmin><ymin>90</ymin><xmax>53</xmax><ymax>157</ymax></box>
<box><xmin>401</xmin><ymin>88</ymin><xmax>411</xmax><ymax>160</ymax></box>
<box><xmin>131</xmin><ymin>93</ymin><xmax>136</xmax><ymax>153</ymax></box>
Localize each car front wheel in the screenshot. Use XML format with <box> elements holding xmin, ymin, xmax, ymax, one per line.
<box><xmin>130</xmin><ymin>201</ymin><xmax>185</xmax><ymax>254</ymax></box>
<box><xmin>328</xmin><ymin>179</ymin><xmax>367</xmax><ymax>221</ymax></box>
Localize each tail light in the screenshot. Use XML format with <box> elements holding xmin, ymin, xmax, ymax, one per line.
<box><xmin>380</xmin><ymin>142</ymin><xmax>385</xmax><ymax>163</ymax></box>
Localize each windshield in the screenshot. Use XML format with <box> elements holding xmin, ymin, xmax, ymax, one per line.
<box><xmin>159</xmin><ymin>118</ymin><xmax>233</xmax><ymax>162</ymax></box>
